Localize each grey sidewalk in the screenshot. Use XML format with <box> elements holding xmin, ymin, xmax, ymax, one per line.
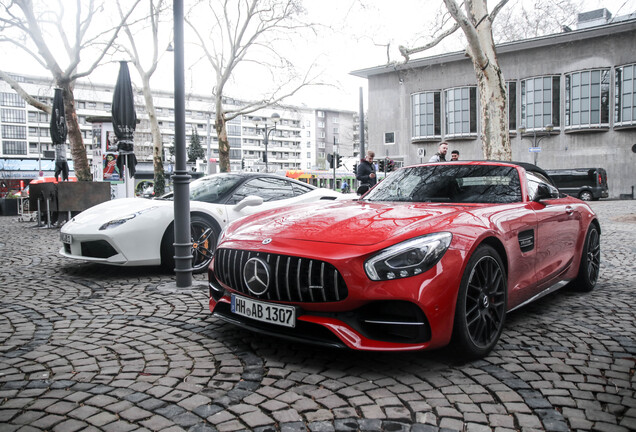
<box><xmin>0</xmin><ymin>200</ymin><xmax>635</xmax><ymax>432</ymax></box>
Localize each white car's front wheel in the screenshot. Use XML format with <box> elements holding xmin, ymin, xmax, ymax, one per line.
<box><xmin>161</xmin><ymin>215</ymin><xmax>220</xmax><ymax>274</ymax></box>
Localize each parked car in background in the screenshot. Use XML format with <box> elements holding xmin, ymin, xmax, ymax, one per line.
<box><xmin>59</xmin><ymin>173</ymin><xmax>347</xmax><ymax>273</ymax></box>
<box><xmin>208</xmin><ymin>161</ymin><xmax>601</xmax><ymax>358</ymax></box>
<box><xmin>545</xmin><ymin>168</ymin><xmax>608</xmax><ymax>201</ymax></box>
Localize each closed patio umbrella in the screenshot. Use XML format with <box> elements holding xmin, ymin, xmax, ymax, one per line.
<box><xmin>50</xmin><ymin>88</ymin><xmax>69</xmax><ymax>181</ymax></box>
<box><xmin>112</xmin><ymin>61</ymin><xmax>137</xmax><ymax>195</ymax></box>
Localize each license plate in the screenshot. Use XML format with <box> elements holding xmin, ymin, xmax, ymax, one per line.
<box><xmin>60</xmin><ymin>233</ymin><xmax>72</xmax><ymax>244</ymax></box>
<box><xmin>231</xmin><ymin>294</ymin><xmax>296</xmax><ymax>328</ymax></box>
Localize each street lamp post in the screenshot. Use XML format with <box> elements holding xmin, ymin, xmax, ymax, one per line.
<box><xmin>518</xmin><ymin>124</ymin><xmax>554</xmax><ymax>166</ymax></box>
<box><xmin>254</xmin><ymin>113</ymin><xmax>280</xmax><ymax>172</ymax></box>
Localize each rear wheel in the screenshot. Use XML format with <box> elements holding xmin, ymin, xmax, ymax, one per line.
<box><xmin>569</xmin><ymin>224</ymin><xmax>600</xmax><ymax>292</ymax></box>
<box><xmin>452</xmin><ymin>245</ymin><xmax>507</xmax><ymax>359</ymax></box>
<box><xmin>578</xmin><ymin>190</ymin><xmax>593</xmax><ymax>201</ymax></box>
<box><xmin>161</xmin><ymin>215</ymin><xmax>220</xmax><ymax>274</ymax></box>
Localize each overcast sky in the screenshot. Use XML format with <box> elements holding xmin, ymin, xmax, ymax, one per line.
<box><xmin>2</xmin><ymin>0</ymin><xmax>634</xmax><ymax>112</ymax></box>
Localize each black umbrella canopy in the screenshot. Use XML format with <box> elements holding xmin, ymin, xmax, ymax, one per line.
<box><xmin>112</xmin><ymin>61</ymin><xmax>138</xmax><ymax>177</ymax></box>
<box><xmin>50</xmin><ymin>88</ymin><xmax>67</xmax><ymax>144</ymax></box>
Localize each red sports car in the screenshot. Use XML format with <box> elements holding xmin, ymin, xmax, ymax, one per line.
<box><xmin>207</xmin><ymin>161</ymin><xmax>600</xmax><ymax>358</ymax></box>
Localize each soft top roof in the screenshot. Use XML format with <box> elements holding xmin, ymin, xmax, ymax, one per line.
<box><xmin>416</xmin><ymin>160</ymin><xmax>551</xmax><ymax>180</ymax></box>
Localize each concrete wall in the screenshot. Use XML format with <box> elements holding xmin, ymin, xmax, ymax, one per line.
<box><xmin>365</xmin><ymin>26</ymin><xmax>636</xmax><ymax>199</ymax></box>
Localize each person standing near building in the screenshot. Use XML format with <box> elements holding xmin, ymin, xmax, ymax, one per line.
<box><xmin>428</xmin><ymin>141</ymin><xmax>449</xmax><ymax>162</ymax></box>
<box><xmin>356</xmin><ymin>150</ymin><xmax>377</xmax><ymax>195</ymax></box>
<box><xmin>451</xmin><ymin>150</ymin><xmax>459</xmax><ymax>161</ymax></box>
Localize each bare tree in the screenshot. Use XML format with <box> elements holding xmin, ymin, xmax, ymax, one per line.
<box><xmin>400</xmin><ymin>0</ymin><xmax>511</xmax><ymax>160</ymax></box>
<box><xmin>115</xmin><ymin>0</ymin><xmax>171</xmax><ymax>195</ymax></box>
<box><xmin>493</xmin><ymin>0</ymin><xmax>580</xmax><ymax>43</ymax></box>
<box><xmin>186</xmin><ymin>0</ymin><xmax>322</xmax><ymax>172</ymax></box>
<box><xmin>0</xmin><ymin>0</ymin><xmax>141</xmax><ymax>181</ymax></box>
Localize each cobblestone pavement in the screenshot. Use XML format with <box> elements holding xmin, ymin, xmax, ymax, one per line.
<box><xmin>0</xmin><ymin>200</ymin><xmax>634</xmax><ymax>432</ymax></box>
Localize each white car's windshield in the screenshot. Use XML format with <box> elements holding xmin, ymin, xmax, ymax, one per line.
<box><xmin>160</xmin><ymin>174</ymin><xmax>244</xmax><ymax>203</ymax></box>
<box><xmin>364</xmin><ymin>165</ymin><xmax>523</xmax><ymax>204</ymax></box>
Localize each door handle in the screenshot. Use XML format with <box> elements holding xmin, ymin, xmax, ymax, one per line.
<box><xmin>565</xmin><ymin>206</ymin><xmax>574</xmax><ymax>214</ymax></box>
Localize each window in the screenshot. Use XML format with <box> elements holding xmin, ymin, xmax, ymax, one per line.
<box><xmin>333</xmin><ymin>127</ymin><xmax>339</xmax><ymax>134</ymax></box>
<box><xmin>319</xmin><ymin>131</ymin><xmax>326</xmax><ymax>138</ymax></box>
<box><xmin>230</xmin><ymin>177</ymin><xmax>296</xmax><ymax>203</ymax></box>
<box><xmin>28</xmin><ymin>112</ymin><xmax>38</xmax><ymax>122</ymax></box>
<box><xmin>318</xmin><ymin>121</ymin><xmax>325</xmax><ymax>128</ymax></box>
<box><xmin>2</xmin><ymin>140</ymin><xmax>27</xmax><ymax>155</ymax></box>
<box><xmin>77</xmin><ymin>101</ymin><xmax>85</xmax><ymax>109</ymax></box>
<box><xmin>318</xmin><ymin>142</ymin><xmax>325</xmax><ymax>148</ymax></box>
<box><xmin>2</xmin><ymin>125</ymin><xmax>27</xmax><ymax>139</ymax></box>
<box><xmin>384</xmin><ymin>132</ymin><xmax>395</xmax><ymax>145</ymax></box>
<box><xmin>1</xmin><ymin>92</ymin><xmax>25</xmax><ymax>107</ymax></box>
<box><xmin>507</xmin><ymin>81</ymin><xmax>517</xmax><ymax>132</ymax></box>
<box><xmin>306</xmin><ymin>141</ymin><xmax>311</xmax><ymax>148</ymax></box>
<box><xmin>307</xmin><ymin>152</ymin><xmax>311</xmax><ymax>158</ymax></box>
<box><xmin>412</xmin><ymin>91</ymin><xmax>441</xmax><ymax>140</ymax></box>
<box><xmin>444</xmin><ymin>87</ymin><xmax>477</xmax><ymax>137</ymax></box>
<box><xmin>521</xmin><ymin>76</ymin><xmax>560</xmax><ymax>130</ymax></box>
<box><xmin>317</xmin><ymin>111</ymin><xmax>325</xmax><ymax>118</ymax></box>
<box><xmin>227</xmin><ymin>124</ymin><xmax>241</xmax><ymax>136</ymax></box>
<box><xmin>615</xmin><ymin>63</ymin><xmax>636</xmax><ymax>127</ymax></box>
<box><xmin>1</xmin><ymin>108</ymin><xmax>26</xmax><ymax>123</ymax></box>
<box><xmin>87</xmin><ymin>101</ymin><xmax>96</xmax><ymax>108</ymax></box>
<box><xmin>104</xmin><ymin>103</ymin><xmax>112</xmax><ymax>110</ymax></box>
<box><xmin>333</xmin><ymin>117</ymin><xmax>339</xmax><ymax>124</ymax></box>
<box><xmin>565</xmin><ymin>69</ymin><xmax>610</xmax><ymax>129</ymax></box>
<box><xmin>306</xmin><ymin>131</ymin><xmax>311</xmax><ymax>137</ymax></box>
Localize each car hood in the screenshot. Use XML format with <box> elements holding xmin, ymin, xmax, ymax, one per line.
<box><xmin>68</xmin><ymin>197</ymin><xmax>170</xmax><ymax>225</ymax></box>
<box><xmin>227</xmin><ymin>200</ymin><xmax>475</xmax><ymax>246</ymax></box>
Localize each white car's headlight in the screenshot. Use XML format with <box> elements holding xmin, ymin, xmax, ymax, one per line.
<box><xmin>364</xmin><ymin>232</ymin><xmax>452</xmax><ymax>281</ymax></box>
<box><xmin>99</xmin><ymin>206</ymin><xmax>159</xmax><ymax>230</ymax></box>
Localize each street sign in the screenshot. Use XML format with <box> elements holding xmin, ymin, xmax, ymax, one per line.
<box><xmin>417</xmin><ymin>148</ymin><xmax>425</xmax><ymax>157</ymax></box>
<box><xmin>529</xmin><ymin>147</ymin><xmax>542</xmax><ymax>152</ymax></box>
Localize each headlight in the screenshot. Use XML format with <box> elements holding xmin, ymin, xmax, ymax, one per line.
<box><xmin>364</xmin><ymin>232</ymin><xmax>452</xmax><ymax>281</ymax></box>
<box><xmin>99</xmin><ymin>206</ymin><xmax>159</xmax><ymax>230</ymax></box>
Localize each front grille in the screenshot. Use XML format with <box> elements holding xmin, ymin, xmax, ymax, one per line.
<box><xmin>214</xmin><ymin>248</ymin><xmax>348</xmax><ymax>303</ymax></box>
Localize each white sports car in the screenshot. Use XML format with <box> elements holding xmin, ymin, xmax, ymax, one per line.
<box><xmin>59</xmin><ymin>173</ymin><xmax>346</xmax><ymax>272</ymax></box>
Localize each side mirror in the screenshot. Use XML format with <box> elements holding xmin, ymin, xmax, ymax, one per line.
<box><xmin>234</xmin><ymin>195</ymin><xmax>264</xmax><ymax>211</ymax></box>
<box><xmin>533</xmin><ymin>184</ymin><xmax>559</xmax><ymax>202</ymax></box>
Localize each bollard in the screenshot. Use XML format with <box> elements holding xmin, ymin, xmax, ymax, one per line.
<box><xmin>46</xmin><ymin>198</ymin><xmax>51</xmax><ymax>228</ymax></box>
<box><xmin>37</xmin><ymin>199</ymin><xmax>42</xmax><ymax>227</ymax></box>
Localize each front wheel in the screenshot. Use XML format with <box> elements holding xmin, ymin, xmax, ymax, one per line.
<box><xmin>452</xmin><ymin>245</ymin><xmax>507</xmax><ymax>359</ymax></box>
<box><xmin>161</xmin><ymin>215</ymin><xmax>220</xmax><ymax>274</ymax></box>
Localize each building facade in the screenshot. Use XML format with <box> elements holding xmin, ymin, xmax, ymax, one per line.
<box><xmin>0</xmin><ymin>74</ymin><xmax>356</xmax><ymax>184</ymax></box>
<box><xmin>352</xmin><ymin>10</ymin><xmax>636</xmax><ymax>199</ymax></box>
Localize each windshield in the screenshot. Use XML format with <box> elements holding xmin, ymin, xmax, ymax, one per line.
<box><xmin>160</xmin><ymin>174</ymin><xmax>244</xmax><ymax>203</ymax></box>
<box><xmin>364</xmin><ymin>164</ymin><xmax>522</xmax><ymax>204</ymax></box>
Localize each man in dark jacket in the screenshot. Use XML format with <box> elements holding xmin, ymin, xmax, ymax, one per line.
<box><xmin>356</xmin><ymin>150</ymin><xmax>377</xmax><ymax>195</ymax></box>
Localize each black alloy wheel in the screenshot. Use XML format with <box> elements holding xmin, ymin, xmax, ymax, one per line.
<box><xmin>161</xmin><ymin>215</ymin><xmax>220</xmax><ymax>274</ymax></box>
<box><xmin>190</xmin><ymin>220</ymin><xmax>219</xmax><ymax>273</ymax></box>
<box><xmin>569</xmin><ymin>224</ymin><xmax>600</xmax><ymax>292</ymax></box>
<box><xmin>453</xmin><ymin>245</ymin><xmax>507</xmax><ymax>359</ymax></box>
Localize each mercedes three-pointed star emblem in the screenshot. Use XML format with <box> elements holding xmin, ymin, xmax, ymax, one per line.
<box><xmin>243</xmin><ymin>257</ymin><xmax>270</xmax><ymax>296</ymax></box>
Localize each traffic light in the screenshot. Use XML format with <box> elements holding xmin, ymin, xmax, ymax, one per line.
<box><xmin>386</xmin><ymin>159</ymin><xmax>395</xmax><ymax>172</ymax></box>
<box><xmin>327</xmin><ymin>153</ymin><xmax>334</xmax><ymax>168</ymax></box>
<box><xmin>241</xmin><ymin>158</ymin><xmax>245</xmax><ymax>169</ymax></box>
<box><xmin>377</xmin><ymin>159</ymin><xmax>385</xmax><ymax>172</ymax></box>
<box><xmin>353</xmin><ymin>164</ymin><xmax>357</xmax><ymax>175</ymax></box>
<box><xmin>336</xmin><ymin>154</ymin><xmax>342</xmax><ymax>168</ymax></box>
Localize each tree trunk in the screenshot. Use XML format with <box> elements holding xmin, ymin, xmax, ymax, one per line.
<box><xmin>475</xmin><ymin>61</ymin><xmax>510</xmax><ymax>161</ymax></box>
<box><xmin>60</xmin><ymin>83</ymin><xmax>91</xmax><ymax>181</ymax></box>
<box><xmin>215</xmin><ymin>97</ymin><xmax>230</xmax><ymax>173</ymax></box>
<box><xmin>141</xmin><ymin>75</ymin><xmax>165</xmax><ymax>195</ymax></box>
<box><xmin>458</xmin><ymin>0</ymin><xmax>512</xmax><ymax>161</ymax></box>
